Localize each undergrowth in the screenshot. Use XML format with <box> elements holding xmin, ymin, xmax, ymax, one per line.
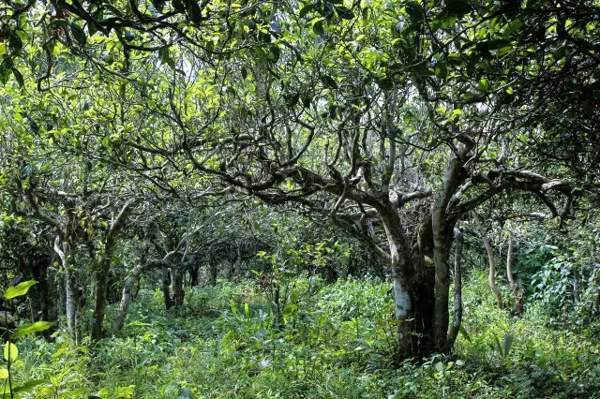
<box><xmin>12</xmin><ymin>272</ymin><xmax>600</xmax><ymax>398</ymax></box>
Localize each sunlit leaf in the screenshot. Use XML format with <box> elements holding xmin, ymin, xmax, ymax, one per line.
<box><xmin>3</xmin><ymin>342</ymin><xmax>18</xmax><ymax>362</ymax></box>
<box><xmin>4</xmin><ymin>280</ymin><xmax>38</xmax><ymax>300</ymax></box>
<box><xmin>11</xmin><ymin>321</ymin><xmax>54</xmax><ymax>339</ymax></box>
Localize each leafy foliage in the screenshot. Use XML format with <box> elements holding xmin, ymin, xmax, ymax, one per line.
<box><xmin>8</xmin><ymin>275</ymin><xmax>598</xmax><ymax>398</ymax></box>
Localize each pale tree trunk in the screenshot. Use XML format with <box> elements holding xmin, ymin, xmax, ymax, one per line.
<box><xmin>379</xmin><ymin>141</ymin><xmax>472</xmax><ymax>359</ymax></box>
<box><xmin>447</xmin><ymin>228</ymin><xmax>464</xmax><ymax>349</ymax></box>
<box><xmin>484</xmin><ymin>237</ymin><xmax>503</xmax><ymax>308</ymax></box>
<box><xmin>114</xmin><ymin>264</ymin><xmax>144</xmax><ymax>332</ymax></box>
<box><xmin>54</xmin><ymin>236</ymin><xmax>77</xmax><ymax>337</ymax></box>
<box><xmin>379</xmin><ymin>206</ymin><xmax>417</xmax><ymax>360</ymax></box>
<box><xmin>65</xmin><ymin>270</ymin><xmax>77</xmax><ymax>338</ymax></box>
<box><xmin>392</xmin><ymin>264</ymin><xmax>414</xmax><ymax>359</ymax></box>
<box><xmin>506</xmin><ymin>235</ymin><xmax>523</xmax><ymax>315</ymax></box>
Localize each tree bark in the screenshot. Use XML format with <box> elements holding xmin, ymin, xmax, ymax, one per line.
<box><xmin>91</xmin><ymin>257</ymin><xmax>110</xmax><ymax>341</ymax></box>
<box><xmin>91</xmin><ymin>201</ymin><xmax>131</xmax><ymax>341</ymax></box>
<box><xmin>189</xmin><ymin>263</ymin><xmax>200</xmax><ymax>287</ymax></box>
<box><xmin>386</xmin><ymin>140</ymin><xmax>473</xmax><ymax>359</ymax></box>
<box><xmin>162</xmin><ymin>266</ymin><xmax>173</xmax><ymax>310</ymax></box>
<box><xmin>65</xmin><ymin>269</ymin><xmax>77</xmax><ymax>338</ymax></box>
<box><xmin>53</xmin><ymin>237</ymin><xmax>77</xmax><ymax>337</ymax></box>
<box><xmin>431</xmin><ymin>147</ymin><xmax>470</xmax><ymax>352</ymax></box>
<box><xmin>377</xmin><ymin>204</ymin><xmax>426</xmax><ymax>360</ymax></box>
<box><xmin>207</xmin><ymin>262</ymin><xmax>218</xmax><ymax>285</ymax></box>
<box><xmin>446</xmin><ymin>228</ymin><xmax>464</xmax><ymax>349</ymax></box>
<box><xmin>114</xmin><ymin>264</ymin><xmax>144</xmax><ymax>332</ymax></box>
<box><xmin>506</xmin><ymin>235</ymin><xmax>523</xmax><ymax>315</ymax></box>
<box><xmin>170</xmin><ymin>265</ymin><xmax>184</xmax><ymax>307</ymax></box>
<box><xmin>484</xmin><ymin>237</ymin><xmax>503</xmax><ymax>308</ymax></box>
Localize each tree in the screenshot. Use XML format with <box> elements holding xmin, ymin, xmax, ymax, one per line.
<box><xmin>2</xmin><ymin>0</ymin><xmax>598</xmax><ymax>360</ymax></box>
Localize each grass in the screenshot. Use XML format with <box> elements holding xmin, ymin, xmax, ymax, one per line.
<box><xmin>12</xmin><ymin>271</ymin><xmax>600</xmax><ymax>398</ymax></box>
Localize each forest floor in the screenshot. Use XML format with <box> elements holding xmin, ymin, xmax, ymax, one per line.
<box><xmin>15</xmin><ymin>271</ymin><xmax>600</xmax><ymax>399</ymax></box>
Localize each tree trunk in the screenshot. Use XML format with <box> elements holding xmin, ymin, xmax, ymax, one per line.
<box><xmin>189</xmin><ymin>264</ymin><xmax>200</xmax><ymax>287</ymax></box>
<box><xmin>447</xmin><ymin>228</ymin><xmax>464</xmax><ymax>349</ymax></box>
<box><xmin>233</xmin><ymin>245</ymin><xmax>242</xmax><ymax>278</ymax></box>
<box><xmin>65</xmin><ymin>269</ymin><xmax>77</xmax><ymax>337</ymax></box>
<box><xmin>431</xmin><ymin>215</ymin><xmax>453</xmax><ymax>352</ymax></box>
<box><xmin>114</xmin><ymin>264</ymin><xmax>144</xmax><ymax>332</ymax></box>
<box><xmin>170</xmin><ymin>266</ymin><xmax>184</xmax><ymax>307</ymax></box>
<box><xmin>484</xmin><ymin>237</ymin><xmax>503</xmax><ymax>308</ymax></box>
<box><xmin>91</xmin><ymin>256</ymin><xmax>111</xmax><ymax>340</ymax></box>
<box><xmin>430</xmin><ymin>143</ymin><xmax>471</xmax><ymax>353</ymax></box>
<box><xmin>207</xmin><ymin>262</ymin><xmax>218</xmax><ymax>286</ymax></box>
<box><xmin>92</xmin><ymin>201</ymin><xmax>131</xmax><ymax>340</ymax></box>
<box><xmin>506</xmin><ymin>235</ymin><xmax>523</xmax><ymax>315</ymax></box>
<box><xmin>54</xmin><ymin>237</ymin><xmax>77</xmax><ymax>337</ymax></box>
<box><xmin>162</xmin><ymin>266</ymin><xmax>173</xmax><ymax>310</ymax></box>
<box><xmin>378</xmin><ymin>205</ymin><xmax>426</xmax><ymax>360</ymax></box>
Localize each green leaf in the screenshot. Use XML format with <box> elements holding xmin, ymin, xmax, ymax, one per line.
<box><xmin>115</xmin><ymin>385</ymin><xmax>135</xmax><ymax>398</ymax></box>
<box><xmin>313</xmin><ymin>20</ymin><xmax>325</xmax><ymax>37</ymax></box>
<box><xmin>434</xmin><ymin>361</ymin><xmax>444</xmax><ymax>373</ymax></box>
<box><xmin>406</xmin><ymin>2</ymin><xmax>425</xmax><ymax>25</ymax></box>
<box><xmin>299</xmin><ymin>4</ymin><xmax>315</xmax><ymax>18</ymax></box>
<box><xmin>434</xmin><ymin>62</ymin><xmax>448</xmax><ymax>79</ymax></box>
<box><xmin>476</xmin><ymin>39</ymin><xmax>511</xmax><ymax>54</ymax></box>
<box><xmin>502</xmin><ymin>333</ymin><xmax>513</xmax><ymax>356</ymax></box>
<box><xmin>70</xmin><ymin>22</ymin><xmax>87</xmax><ymax>45</ymax></box>
<box><xmin>451</xmin><ymin>108</ymin><xmax>463</xmax><ymax>119</ymax></box>
<box><xmin>7</xmin><ymin>31</ymin><xmax>23</xmax><ymax>53</ymax></box>
<box><xmin>478</xmin><ymin>77</ymin><xmax>489</xmax><ymax>92</ymax></box>
<box><xmin>13</xmin><ymin>379</ymin><xmax>45</xmax><ymax>393</ymax></box>
<box><xmin>124</xmin><ymin>31</ymin><xmax>135</xmax><ymax>41</ymax></box>
<box><xmin>268</xmin><ymin>45</ymin><xmax>281</xmax><ymax>63</ymax></box>
<box><xmin>0</xmin><ymin>368</ymin><xmax>8</xmax><ymax>379</ymax></box>
<box><xmin>335</xmin><ymin>6</ymin><xmax>354</xmax><ymax>20</ymax></box>
<box><xmin>11</xmin><ymin>321</ymin><xmax>54</xmax><ymax>339</ymax></box>
<box><xmin>159</xmin><ymin>47</ymin><xmax>176</xmax><ymax>68</ymax></box>
<box><xmin>321</xmin><ymin>75</ymin><xmax>338</xmax><ymax>89</ymax></box>
<box><xmin>0</xmin><ymin>57</ymin><xmax>13</xmax><ymax>85</ymax></box>
<box><xmin>4</xmin><ymin>280</ymin><xmax>37</xmax><ymax>300</ymax></box>
<box><xmin>459</xmin><ymin>325</ymin><xmax>471</xmax><ymax>342</ymax></box>
<box><xmin>3</xmin><ymin>342</ymin><xmax>18</xmax><ymax>362</ymax></box>
<box><xmin>12</xmin><ymin>67</ymin><xmax>24</xmax><ymax>88</ymax></box>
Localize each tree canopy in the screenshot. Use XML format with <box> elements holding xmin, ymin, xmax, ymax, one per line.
<box><xmin>0</xmin><ymin>1</ymin><xmax>599</xmax><ymax>393</ymax></box>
